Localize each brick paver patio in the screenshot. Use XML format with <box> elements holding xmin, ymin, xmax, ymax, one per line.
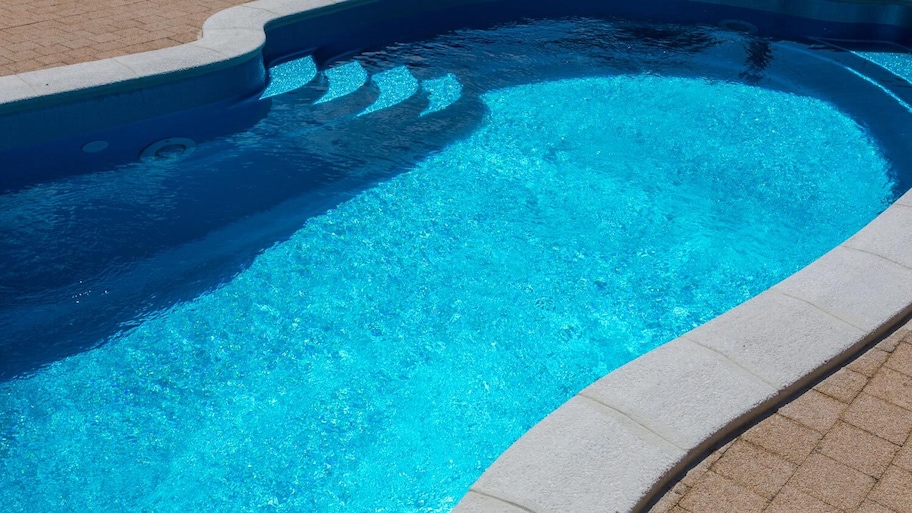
<box><xmin>0</xmin><ymin>0</ymin><xmax>249</xmax><ymax>76</ymax></box>
<box><xmin>652</xmin><ymin>321</ymin><xmax>912</xmax><ymax>513</ymax></box>
<box><xmin>1</xmin><ymin>0</ymin><xmax>911</xmax><ymax>511</ymax></box>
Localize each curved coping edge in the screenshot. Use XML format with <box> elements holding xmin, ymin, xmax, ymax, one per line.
<box><xmin>0</xmin><ymin>0</ymin><xmax>361</xmax><ymax>114</ymax></box>
<box><xmin>455</xmin><ymin>190</ymin><xmax>912</xmax><ymax>512</ymax></box>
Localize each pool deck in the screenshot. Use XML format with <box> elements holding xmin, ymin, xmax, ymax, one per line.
<box><xmin>0</xmin><ymin>0</ymin><xmax>250</xmax><ymax>77</ymax></box>
<box><xmin>2</xmin><ymin>1</ymin><xmax>912</xmax><ymax>511</ymax></box>
<box><xmin>650</xmin><ymin>321</ymin><xmax>912</xmax><ymax>512</ymax></box>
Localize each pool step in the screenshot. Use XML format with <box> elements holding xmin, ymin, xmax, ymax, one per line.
<box><xmin>316</xmin><ymin>61</ymin><xmax>370</xmax><ymax>104</ymax></box>
<box><xmin>261</xmin><ymin>56</ymin><xmax>465</xmax><ymax>118</ymax></box>
<box><xmin>811</xmin><ymin>39</ymin><xmax>912</xmax><ymax>113</ymax></box>
<box><xmin>259</xmin><ymin>55</ymin><xmax>319</xmax><ymax>100</ymax></box>
<box><xmin>852</xmin><ymin>45</ymin><xmax>912</xmax><ymax>85</ymax></box>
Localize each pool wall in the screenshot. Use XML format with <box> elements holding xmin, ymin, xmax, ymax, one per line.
<box><xmin>2</xmin><ymin>0</ymin><xmax>912</xmax><ymax>512</ymax></box>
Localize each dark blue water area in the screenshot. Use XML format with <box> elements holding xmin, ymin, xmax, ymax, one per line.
<box><xmin>1</xmin><ymin>14</ymin><xmax>911</xmax><ymax>383</ymax></box>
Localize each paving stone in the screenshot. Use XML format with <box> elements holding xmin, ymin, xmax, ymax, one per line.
<box><xmin>646</xmin><ymin>486</ymin><xmax>685</xmax><ymax>513</ymax></box>
<box><xmin>865</xmin><ymin>367</ymin><xmax>912</xmax><ymax>411</ymax></box>
<box><xmin>677</xmin><ymin>471</ymin><xmax>767</xmax><ymax>513</ymax></box>
<box><xmin>0</xmin><ymin>0</ymin><xmax>252</xmax><ymax>76</ymax></box>
<box><xmin>895</xmin><ymin>441</ymin><xmax>912</xmax><ymax>472</ymax></box>
<box><xmin>815</xmin><ymin>368</ymin><xmax>868</xmax><ymax>404</ymax></box>
<box><xmin>778</xmin><ymin>389</ymin><xmax>845</xmax><ymax>433</ymax></box>
<box><xmin>843</xmin><ymin>393</ymin><xmax>912</xmax><ymax>445</ymax></box>
<box><xmin>679</xmin><ymin>449</ymin><xmax>723</xmax><ymax>488</ymax></box>
<box><xmin>817</xmin><ymin>421</ymin><xmax>898</xmax><ymax>478</ymax></box>
<box><xmin>879</xmin><ymin>328</ymin><xmax>909</xmax><ymax>352</ymax></box>
<box><xmin>741</xmin><ymin>414</ymin><xmax>822</xmax><ymax>464</ymax></box>
<box><xmin>710</xmin><ymin>440</ymin><xmax>794</xmax><ymax>498</ymax></box>
<box><xmin>858</xmin><ymin>499</ymin><xmax>900</xmax><ymax>513</ymax></box>
<box><xmin>764</xmin><ymin>485</ymin><xmax>840</xmax><ymax>513</ymax></box>
<box><xmin>790</xmin><ymin>452</ymin><xmax>876</xmax><ymax>510</ymax></box>
<box><xmin>886</xmin><ymin>342</ymin><xmax>912</xmax><ymax>377</ymax></box>
<box><xmin>849</xmin><ymin>348</ymin><xmax>890</xmax><ymax>377</ymax></box>
<box><xmin>868</xmin><ymin>466</ymin><xmax>912</xmax><ymax>513</ymax></box>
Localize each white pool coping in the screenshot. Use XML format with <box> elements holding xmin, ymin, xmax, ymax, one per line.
<box><xmin>1</xmin><ymin>1</ymin><xmax>912</xmax><ymax>511</ymax></box>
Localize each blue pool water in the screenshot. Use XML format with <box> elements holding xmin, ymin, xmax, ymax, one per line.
<box><xmin>0</xmin><ymin>18</ymin><xmax>907</xmax><ymax>511</ymax></box>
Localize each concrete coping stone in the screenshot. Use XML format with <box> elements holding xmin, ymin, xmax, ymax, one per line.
<box><xmin>0</xmin><ymin>0</ymin><xmax>911</xmax><ymax>512</ymax></box>
<box><xmin>0</xmin><ymin>0</ymin><xmax>345</xmax><ymax>112</ymax></box>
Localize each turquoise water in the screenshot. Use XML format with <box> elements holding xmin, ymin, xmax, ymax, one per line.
<box><xmin>857</xmin><ymin>49</ymin><xmax>912</xmax><ymax>83</ymax></box>
<box><xmin>0</xmin><ymin>21</ymin><xmax>899</xmax><ymax>513</ymax></box>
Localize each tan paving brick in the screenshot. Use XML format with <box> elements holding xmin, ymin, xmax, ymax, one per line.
<box><xmin>0</xmin><ymin>0</ymin><xmax>250</xmax><ymax>75</ymax></box>
<box><xmin>896</xmin><ymin>442</ymin><xmax>912</xmax><ymax>472</ymax></box>
<box><xmin>764</xmin><ymin>485</ymin><xmax>840</xmax><ymax>513</ymax></box>
<box><xmin>858</xmin><ymin>499</ymin><xmax>900</xmax><ymax>513</ymax></box>
<box><xmin>710</xmin><ymin>440</ymin><xmax>794</xmax><ymax>499</ymax></box>
<box><xmin>680</xmin><ymin>447</ymin><xmax>724</xmax><ymax>488</ymax></box>
<box><xmin>779</xmin><ymin>389</ymin><xmax>845</xmax><ymax>433</ymax></box>
<box><xmin>843</xmin><ymin>392</ymin><xmax>912</xmax><ymax>445</ymax></box>
<box><xmin>7</xmin><ymin>59</ymin><xmax>42</xmax><ymax>73</ymax></box>
<box><xmin>35</xmin><ymin>54</ymin><xmax>65</xmax><ymax>66</ymax></box>
<box><xmin>61</xmin><ymin>38</ymin><xmax>94</xmax><ymax>51</ymax></box>
<box><xmin>12</xmin><ymin>49</ymin><xmax>39</xmax><ymax>61</ymax></box>
<box><xmin>881</xmin><ymin>328</ymin><xmax>912</xmax><ymax>352</ymax></box>
<box><xmin>886</xmin><ymin>342</ymin><xmax>912</xmax><ymax>377</ymax></box>
<box><xmin>817</xmin><ymin>421</ymin><xmax>898</xmax><ymax>478</ymax></box>
<box><xmin>868</xmin><ymin>466</ymin><xmax>912</xmax><ymax>513</ymax></box>
<box><xmin>88</xmin><ymin>32</ymin><xmax>121</xmax><ymax>44</ymax></box>
<box><xmin>35</xmin><ymin>44</ymin><xmax>72</xmax><ymax>57</ymax></box>
<box><xmin>866</xmin><ymin>367</ymin><xmax>912</xmax><ymax>411</ymax></box>
<box><xmin>6</xmin><ymin>40</ymin><xmax>43</xmax><ymax>52</ymax></box>
<box><xmin>741</xmin><ymin>414</ymin><xmax>821</xmax><ymax>464</ymax></box>
<box><xmin>815</xmin><ymin>368</ymin><xmax>868</xmax><ymax>404</ymax></box>
<box><xmin>677</xmin><ymin>471</ymin><xmax>767</xmax><ymax>513</ymax></box>
<box><xmin>647</xmin><ymin>486</ymin><xmax>685</xmax><ymax>513</ymax></box>
<box><xmin>849</xmin><ymin>348</ymin><xmax>890</xmax><ymax>377</ymax></box>
<box><xmin>790</xmin><ymin>452</ymin><xmax>876</xmax><ymax>510</ymax></box>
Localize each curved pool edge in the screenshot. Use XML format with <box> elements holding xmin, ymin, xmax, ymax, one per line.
<box><xmin>0</xmin><ymin>0</ymin><xmax>329</xmax><ymax>108</ymax></box>
<box><xmin>454</xmin><ymin>190</ymin><xmax>912</xmax><ymax>512</ymax></box>
<box><xmin>1</xmin><ymin>0</ymin><xmax>912</xmax><ymax>511</ymax></box>
<box><xmin>0</xmin><ymin>0</ymin><xmax>348</xmax><ymax>151</ymax></box>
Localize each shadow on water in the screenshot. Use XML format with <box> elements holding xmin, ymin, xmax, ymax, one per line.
<box><xmin>1</xmin><ymin>15</ymin><xmax>911</xmax><ymax>381</ymax></box>
<box><xmin>0</xmin><ymin>83</ymin><xmax>488</xmax><ymax>381</ymax></box>
<box><xmin>740</xmin><ymin>40</ymin><xmax>774</xmax><ymax>84</ymax></box>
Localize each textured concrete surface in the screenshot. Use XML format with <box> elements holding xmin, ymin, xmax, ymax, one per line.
<box><xmin>652</xmin><ymin>323</ymin><xmax>912</xmax><ymax>513</ymax></box>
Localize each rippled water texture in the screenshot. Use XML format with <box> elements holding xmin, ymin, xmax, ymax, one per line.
<box><xmin>0</xmin><ymin>19</ymin><xmax>898</xmax><ymax>512</ymax></box>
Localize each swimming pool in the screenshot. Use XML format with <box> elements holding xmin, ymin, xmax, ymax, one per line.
<box><xmin>2</xmin><ymin>2</ymin><xmax>912</xmax><ymax>512</ymax></box>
